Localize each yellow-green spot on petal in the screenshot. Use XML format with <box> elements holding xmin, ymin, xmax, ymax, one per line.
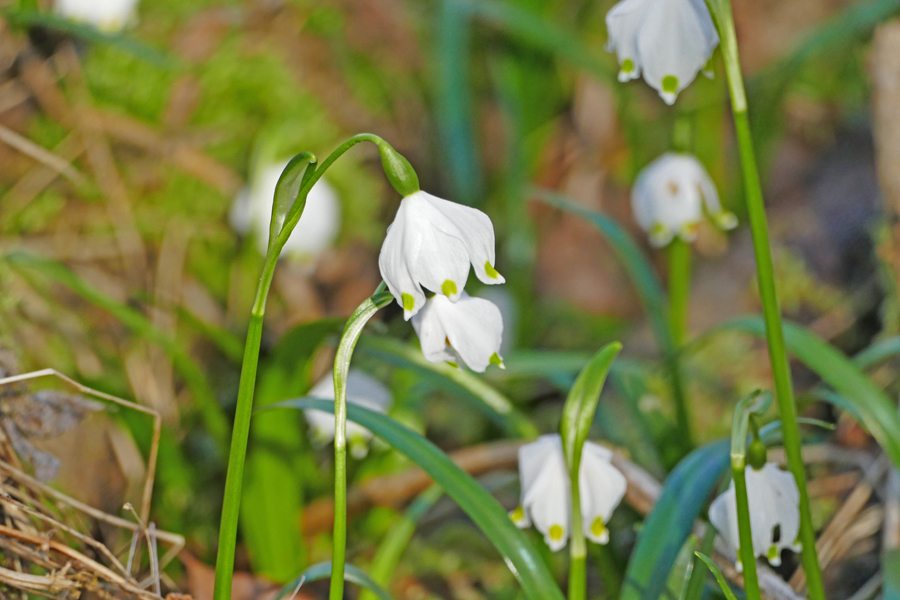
<box><xmin>511</xmin><ymin>506</ymin><xmax>525</xmax><ymax>522</ymax></box>
<box><xmin>484</xmin><ymin>261</ymin><xmax>500</xmax><ymax>279</ymax></box>
<box><xmin>402</xmin><ymin>293</ymin><xmax>415</xmax><ymax>313</ymax></box>
<box><xmin>447</xmin><ymin>361</ymin><xmax>459</xmax><ymax>369</ymax></box>
<box><xmin>590</xmin><ymin>517</ymin><xmax>606</xmax><ymax>538</ymax></box>
<box><xmin>662</xmin><ymin>75</ymin><xmax>679</xmax><ymax>93</ymax></box>
<box><xmin>622</xmin><ymin>58</ymin><xmax>635</xmax><ymax>73</ymax></box>
<box><xmin>767</xmin><ymin>545</ymin><xmax>779</xmax><ymax>561</ymax></box>
<box><xmin>441</xmin><ymin>279</ymin><xmax>458</xmax><ymax>297</ymax></box>
<box><xmin>489</xmin><ymin>353</ymin><xmax>503</xmax><ymax>366</ymax></box>
<box><xmin>549</xmin><ymin>525</ymin><xmax>564</xmax><ymax>541</ymax></box>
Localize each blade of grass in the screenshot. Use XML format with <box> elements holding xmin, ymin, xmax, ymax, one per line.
<box><xmin>276</xmin><ymin>562</ymin><xmax>396</xmax><ymax>600</ymax></box>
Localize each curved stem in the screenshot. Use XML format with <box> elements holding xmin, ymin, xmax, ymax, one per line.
<box><xmin>732</xmin><ymin>461</ymin><xmax>762</xmax><ymax>600</ymax></box>
<box><xmin>705</xmin><ymin>0</ymin><xmax>825</xmax><ymax>596</ymax></box>
<box><xmin>213</xmin><ymin>254</ymin><xmax>278</xmax><ymax>600</ymax></box>
<box><xmin>330</xmin><ymin>288</ymin><xmax>394</xmax><ymax>600</ymax></box>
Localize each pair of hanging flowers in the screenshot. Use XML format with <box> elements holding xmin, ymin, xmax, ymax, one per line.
<box><xmin>378</xmin><ymin>184</ymin><xmax>507</xmax><ymax>373</ymax></box>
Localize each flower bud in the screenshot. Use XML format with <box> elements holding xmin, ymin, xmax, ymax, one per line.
<box><xmin>747</xmin><ymin>437</ymin><xmax>767</xmax><ymax>470</ymax></box>
<box><xmin>378</xmin><ymin>143</ymin><xmax>420</xmax><ymax>197</ymax></box>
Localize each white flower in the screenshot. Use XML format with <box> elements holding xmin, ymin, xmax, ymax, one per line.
<box><xmin>412</xmin><ymin>292</ymin><xmax>504</xmax><ymax>373</ymax></box>
<box><xmin>230</xmin><ymin>159</ymin><xmax>341</xmax><ymax>262</ymax></box>
<box><xmin>54</xmin><ymin>0</ymin><xmax>139</xmax><ymax>32</ymax></box>
<box><xmin>511</xmin><ymin>434</ymin><xmax>627</xmax><ymax>551</ymax></box>
<box><xmin>709</xmin><ymin>462</ymin><xmax>801</xmax><ymax>571</ymax></box>
<box><xmin>304</xmin><ymin>370</ymin><xmax>392</xmax><ymax>459</ymax></box>
<box><xmin>378</xmin><ymin>191</ymin><xmax>505</xmax><ymax>320</ymax></box>
<box><xmin>606</xmin><ymin>0</ymin><xmax>719</xmax><ymax>104</ymax></box>
<box><xmin>632</xmin><ymin>152</ymin><xmax>737</xmax><ymax>247</ymax></box>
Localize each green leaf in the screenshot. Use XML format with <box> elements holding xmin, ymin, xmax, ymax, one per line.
<box><xmin>4</xmin><ymin>251</ymin><xmax>230</xmax><ymax>450</ymax></box>
<box><xmin>693</xmin><ymin>553</ymin><xmax>738</xmax><ymax>600</ymax></box>
<box><xmin>560</xmin><ymin>342</ymin><xmax>622</xmax><ymax>474</ymax></box>
<box><xmin>275</xmin><ymin>562</ymin><xmax>396</xmax><ymax>600</ymax></box>
<box><xmin>358</xmin><ymin>335</ymin><xmax>539</xmax><ymax>439</ymax></box>
<box><xmin>266</xmin><ymin>398</ymin><xmax>566</xmax><ymax>600</ymax></box>
<box><xmin>621</xmin><ymin>440</ymin><xmax>730</xmax><ymax>600</ymax></box>
<box><xmin>269</xmin><ymin>153</ymin><xmax>316</xmax><ymax>255</ymax></box>
<box><xmin>720</xmin><ymin>316</ymin><xmax>900</xmax><ymax>470</ymax></box>
<box><xmin>2</xmin><ymin>8</ymin><xmax>179</xmax><ymax>69</ymax></box>
<box><xmin>885</xmin><ymin>549</ymin><xmax>900</xmax><ymax>600</ymax></box>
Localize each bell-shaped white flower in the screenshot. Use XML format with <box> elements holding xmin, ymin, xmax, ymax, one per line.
<box><xmin>304</xmin><ymin>370</ymin><xmax>392</xmax><ymax>459</ymax></box>
<box><xmin>709</xmin><ymin>462</ymin><xmax>801</xmax><ymax>571</ymax></box>
<box><xmin>54</xmin><ymin>0</ymin><xmax>139</xmax><ymax>32</ymax></box>
<box><xmin>378</xmin><ymin>191</ymin><xmax>505</xmax><ymax>320</ymax></box>
<box><xmin>230</xmin><ymin>159</ymin><xmax>341</xmax><ymax>262</ymax></box>
<box><xmin>510</xmin><ymin>434</ymin><xmax>627</xmax><ymax>551</ymax></box>
<box><xmin>606</xmin><ymin>0</ymin><xmax>719</xmax><ymax>104</ymax></box>
<box><xmin>412</xmin><ymin>292</ymin><xmax>504</xmax><ymax>373</ymax></box>
<box><xmin>632</xmin><ymin>152</ymin><xmax>737</xmax><ymax>247</ymax></box>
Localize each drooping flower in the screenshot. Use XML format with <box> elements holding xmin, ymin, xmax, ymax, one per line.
<box><xmin>304</xmin><ymin>370</ymin><xmax>392</xmax><ymax>459</ymax></box>
<box><xmin>632</xmin><ymin>152</ymin><xmax>737</xmax><ymax>247</ymax></box>
<box><xmin>606</xmin><ymin>0</ymin><xmax>719</xmax><ymax>104</ymax></box>
<box><xmin>411</xmin><ymin>292</ymin><xmax>504</xmax><ymax>373</ymax></box>
<box><xmin>709</xmin><ymin>462</ymin><xmax>801</xmax><ymax>571</ymax></box>
<box><xmin>230</xmin><ymin>159</ymin><xmax>341</xmax><ymax>262</ymax></box>
<box><xmin>378</xmin><ymin>191</ymin><xmax>504</xmax><ymax>320</ymax></box>
<box><xmin>54</xmin><ymin>0</ymin><xmax>140</xmax><ymax>32</ymax></box>
<box><xmin>510</xmin><ymin>434</ymin><xmax>627</xmax><ymax>551</ymax></box>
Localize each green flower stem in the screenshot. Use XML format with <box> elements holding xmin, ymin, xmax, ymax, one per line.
<box><xmin>732</xmin><ymin>460</ymin><xmax>761</xmax><ymax>600</ymax></box>
<box><xmin>213</xmin><ymin>254</ymin><xmax>279</xmax><ymax>600</ymax></box>
<box><xmin>568</xmin><ymin>467</ymin><xmax>587</xmax><ymax>600</ymax></box>
<box><xmin>330</xmin><ymin>287</ymin><xmax>394</xmax><ymax>600</ymax></box>
<box><xmin>668</xmin><ymin>238</ymin><xmax>691</xmax><ymax>347</ymax></box>
<box><xmin>706</xmin><ymin>0</ymin><xmax>825</xmax><ymax>596</ymax></box>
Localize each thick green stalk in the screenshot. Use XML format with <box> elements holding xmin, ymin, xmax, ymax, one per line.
<box><xmin>732</xmin><ymin>461</ymin><xmax>761</xmax><ymax>600</ymax></box>
<box><xmin>707</xmin><ymin>0</ymin><xmax>825</xmax><ymax>596</ymax></box>
<box><xmin>330</xmin><ymin>288</ymin><xmax>394</xmax><ymax>600</ymax></box>
<box><xmin>568</xmin><ymin>463</ymin><xmax>587</xmax><ymax>600</ymax></box>
<box><xmin>213</xmin><ymin>255</ymin><xmax>278</xmax><ymax>600</ymax></box>
<box><xmin>668</xmin><ymin>238</ymin><xmax>691</xmax><ymax>347</ymax></box>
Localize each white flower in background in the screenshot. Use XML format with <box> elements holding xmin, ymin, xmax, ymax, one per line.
<box><xmin>379</xmin><ymin>191</ymin><xmax>504</xmax><ymax>320</ymax></box>
<box><xmin>412</xmin><ymin>292</ymin><xmax>504</xmax><ymax>373</ymax></box>
<box><xmin>54</xmin><ymin>0</ymin><xmax>139</xmax><ymax>32</ymax></box>
<box><xmin>632</xmin><ymin>152</ymin><xmax>737</xmax><ymax>247</ymax></box>
<box><xmin>304</xmin><ymin>370</ymin><xmax>392</xmax><ymax>459</ymax></box>
<box><xmin>709</xmin><ymin>462</ymin><xmax>801</xmax><ymax>571</ymax></box>
<box><xmin>230</xmin><ymin>159</ymin><xmax>341</xmax><ymax>262</ymax></box>
<box><xmin>606</xmin><ymin>0</ymin><xmax>719</xmax><ymax>104</ymax></box>
<box><xmin>511</xmin><ymin>434</ymin><xmax>627</xmax><ymax>551</ymax></box>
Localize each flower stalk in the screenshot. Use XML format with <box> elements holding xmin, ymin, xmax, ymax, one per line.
<box><xmin>213</xmin><ymin>135</ymin><xmax>406</xmax><ymax>600</ymax></box>
<box><xmin>703</xmin><ymin>0</ymin><xmax>825</xmax><ymax>596</ymax></box>
<box><xmin>330</xmin><ymin>286</ymin><xmax>394</xmax><ymax>600</ymax></box>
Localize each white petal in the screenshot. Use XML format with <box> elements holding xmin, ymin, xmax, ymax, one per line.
<box><xmin>378</xmin><ymin>204</ymin><xmax>427</xmax><ymax>319</ymax></box>
<box><xmin>414</xmin><ymin>293</ymin><xmax>504</xmax><ymax>372</ymax></box>
<box><xmin>411</xmin><ymin>299</ymin><xmax>459</xmax><ymax>365</ymax></box>
<box><xmin>579</xmin><ymin>442</ymin><xmax>626</xmax><ymax>544</ymax></box>
<box><xmin>422</xmin><ymin>193</ymin><xmax>505</xmax><ymax>285</ymax></box>
<box><xmin>606</xmin><ymin>0</ymin><xmax>653</xmax><ymax>81</ymax></box>
<box><xmin>55</xmin><ymin>0</ymin><xmax>139</xmax><ymax>31</ymax></box>
<box><xmin>402</xmin><ymin>195</ymin><xmax>471</xmax><ymax>300</ymax></box>
<box><xmin>519</xmin><ymin>435</ymin><xmax>571</xmax><ymax>552</ymax></box>
<box><xmin>709</xmin><ymin>487</ymin><xmax>742</xmax><ymax>556</ymax></box>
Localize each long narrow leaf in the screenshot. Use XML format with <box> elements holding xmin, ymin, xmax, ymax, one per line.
<box><xmin>266</xmin><ymin>398</ymin><xmax>566</xmax><ymax>600</ymax></box>
<box><xmin>693</xmin><ymin>553</ymin><xmax>739</xmax><ymax>600</ymax></box>
<box><xmin>721</xmin><ymin>316</ymin><xmax>900</xmax><ymax>469</ymax></box>
<box><xmin>621</xmin><ymin>440</ymin><xmax>730</xmax><ymax>600</ymax></box>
